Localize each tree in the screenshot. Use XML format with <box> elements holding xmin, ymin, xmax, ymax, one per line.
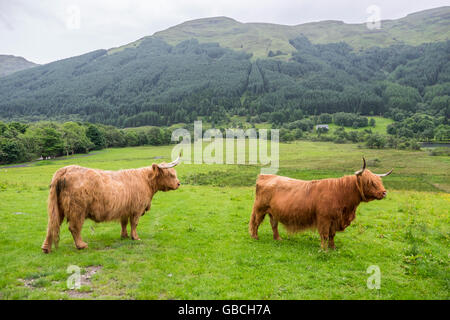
<box><xmin>333</xmin><ymin>127</ymin><xmax>347</xmax><ymax>143</ymax></box>
<box><xmin>0</xmin><ymin>122</ymin><xmax>6</xmax><ymax>135</ymax></box>
<box><xmin>103</xmin><ymin>126</ymin><xmax>126</xmax><ymax>147</ymax></box>
<box><xmin>8</xmin><ymin>122</ymin><xmax>28</xmax><ymax>134</ymax></box>
<box><xmin>61</xmin><ymin>122</ymin><xmax>92</xmax><ymax>155</ymax></box>
<box><xmin>0</xmin><ymin>138</ymin><xmax>27</xmax><ymax>164</ymax></box>
<box><xmin>42</xmin><ymin>127</ymin><xmax>64</xmax><ymax>158</ymax></box>
<box><xmin>124</xmin><ymin>131</ymin><xmax>139</xmax><ymax>146</ymax></box>
<box><xmin>279</xmin><ymin>128</ymin><xmax>294</xmax><ymax>142</ymax></box>
<box><xmin>318</xmin><ymin>113</ymin><xmax>332</xmax><ymax>124</ymax></box>
<box><xmin>434</xmin><ymin>124</ymin><xmax>450</xmax><ymax>141</ymax></box>
<box><xmin>366</xmin><ymin>133</ymin><xmax>386</xmax><ymax>149</ymax></box>
<box><xmin>431</xmin><ymin>95</ymin><xmax>450</xmax><ymax>117</ymax></box>
<box><xmin>269</xmin><ymin>111</ymin><xmax>285</xmax><ymax>125</ymax></box>
<box><xmin>147</xmin><ymin>127</ymin><xmax>162</xmax><ymax>145</ymax></box>
<box><xmin>86</xmin><ymin>125</ymin><xmax>106</xmax><ymax>150</ymax></box>
<box><xmin>137</xmin><ymin>131</ymin><xmax>148</xmax><ymax>145</ymax></box>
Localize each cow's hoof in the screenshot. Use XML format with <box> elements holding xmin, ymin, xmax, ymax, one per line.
<box><xmin>251</xmin><ymin>235</ymin><xmax>259</xmax><ymax>240</ymax></box>
<box><xmin>76</xmin><ymin>242</ymin><xmax>88</xmax><ymax>250</ymax></box>
<box><xmin>274</xmin><ymin>236</ymin><xmax>282</xmax><ymax>241</ymax></box>
<box><xmin>42</xmin><ymin>247</ymin><xmax>50</xmax><ymax>254</ymax></box>
<box><xmin>121</xmin><ymin>234</ymin><xmax>129</xmax><ymax>239</ymax></box>
<box><xmin>132</xmin><ymin>237</ymin><xmax>141</xmax><ymax>241</ymax></box>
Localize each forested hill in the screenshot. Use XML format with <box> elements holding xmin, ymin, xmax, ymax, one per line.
<box><xmin>0</xmin><ymin>8</ymin><xmax>449</xmax><ymax>127</ymax></box>
<box><xmin>0</xmin><ymin>55</ymin><xmax>38</xmax><ymax>77</ymax></box>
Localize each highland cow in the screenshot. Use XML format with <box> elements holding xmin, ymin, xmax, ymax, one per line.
<box><xmin>41</xmin><ymin>156</ymin><xmax>181</xmax><ymax>253</ymax></box>
<box><xmin>249</xmin><ymin>158</ymin><xmax>392</xmax><ymax>250</ymax></box>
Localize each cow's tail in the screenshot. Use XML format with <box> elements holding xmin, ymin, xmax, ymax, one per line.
<box><xmin>42</xmin><ymin>170</ymin><xmax>66</xmax><ymax>253</ymax></box>
<box><xmin>249</xmin><ymin>178</ymin><xmax>265</xmax><ymax>239</ymax></box>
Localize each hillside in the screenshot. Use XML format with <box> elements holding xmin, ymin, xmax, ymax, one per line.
<box><xmin>152</xmin><ymin>6</ymin><xmax>450</xmax><ymax>59</ymax></box>
<box><xmin>0</xmin><ymin>7</ymin><xmax>448</xmax><ymax>128</ymax></box>
<box><xmin>0</xmin><ymin>55</ymin><xmax>38</xmax><ymax>77</ymax></box>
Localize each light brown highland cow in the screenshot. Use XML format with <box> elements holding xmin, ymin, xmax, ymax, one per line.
<box><xmin>249</xmin><ymin>158</ymin><xmax>392</xmax><ymax>250</ymax></box>
<box><xmin>41</xmin><ymin>156</ymin><xmax>181</xmax><ymax>253</ymax></box>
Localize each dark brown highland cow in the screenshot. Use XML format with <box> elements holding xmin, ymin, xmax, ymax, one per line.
<box><xmin>41</xmin><ymin>156</ymin><xmax>181</xmax><ymax>253</ymax></box>
<box><xmin>249</xmin><ymin>158</ymin><xmax>392</xmax><ymax>250</ymax></box>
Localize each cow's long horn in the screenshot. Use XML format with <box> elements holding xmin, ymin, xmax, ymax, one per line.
<box><xmin>376</xmin><ymin>169</ymin><xmax>393</xmax><ymax>177</ymax></box>
<box><xmin>354</xmin><ymin>157</ymin><xmax>366</xmax><ymax>176</ymax></box>
<box><xmin>158</xmin><ymin>154</ymin><xmax>181</xmax><ymax>169</ymax></box>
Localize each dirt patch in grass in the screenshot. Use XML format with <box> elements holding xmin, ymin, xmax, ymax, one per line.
<box><xmin>18</xmin><ymin>265</ymin><xmax>103</xmax><ymax>299</ymax></box>
<box><xmin>66</xmin><ymin>265</ymin><xmax>103</xmax><ymax>299</ymax></box>
<box><xmin>19</xmin><ymin>278</ymin><xmax>36</xmax><ymax>289</ymax></box>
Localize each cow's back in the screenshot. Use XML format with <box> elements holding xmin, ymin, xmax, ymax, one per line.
<box><xmin>56</xmin><ymin>165</ymin><xmax>104</xmax><ymax>216</ymax></box>
<box><xmin>55</xmin><ymin>165</ymin><xmax>150</xmax><ymax>222</ymax></box>
<box><xmin>255</xmin><ymin>174</ymin><xmax>319</xmax><ymax>232</ymax></box>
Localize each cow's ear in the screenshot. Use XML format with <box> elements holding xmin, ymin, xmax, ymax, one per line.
<box><xmin>151</xmin><ymin>163</ymin><xmax>162</xmax><ymax>177</ymax></box>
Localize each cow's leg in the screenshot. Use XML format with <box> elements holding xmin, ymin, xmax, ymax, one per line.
<box><xmin>320</xmin><ymin>234</ymin><xmax>329</xmax><ymax>251</ymax></box>
<box><xmin>249</xmin><ymin>205</ymin><xmax>266</xmax><ymax>240</ymax></box>
<box><xmin>318</xmin><ymin>220</ymin><xmax>330</xmax><ymax>251</ymax></box>
<box><xmin>68</xmin><ymin>216</ymin><xmax>88</xmax><ymax>250</ymax></box>
<box><xmin>130</xmin><ymin>214</ymin><xmax>141</xmax><ymax>241</ymax></box>
<box><xmin>41</xmin><ymin>235</ymin><xmax>52</xmax><ymax>253</ymax></box>
<box><xmin>41</xmin><ymin>217</ymin><xmax>64</xmax><ymax>253</ymax></box>
<box><xmin>328</xmin><ymin>235</ymin><xmax>336</xmax><ymax>250</ymax></box>
<box><xmin>120</xmin><ymin>216</ymin><xmax>129</xmax><ymax>238</ymax></box>
<box><xmin>269</xmin><ymin>214</ymin><xmax>282</xmax><ymax>241</ymax></box>
<box><xmin>328</xmin><ymin>226</ymin><xmax>336</xmax><ymax>250</ymax></box>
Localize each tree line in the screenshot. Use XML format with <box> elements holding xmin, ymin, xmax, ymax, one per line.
<box><xmin>0</xmin><ymin>121</ymin><xmax>173</xmax><ymax>164</ymax></box>
<box><xmin>2</xmin><ymin>113</ymin><xmax>448</xmax><ymax>165</ymax></box>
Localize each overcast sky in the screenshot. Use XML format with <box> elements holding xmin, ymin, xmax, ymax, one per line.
<box><xmin>1</xmin><ymin>0</ymin><xmax>449</xmax><ymax>64</ymax></box>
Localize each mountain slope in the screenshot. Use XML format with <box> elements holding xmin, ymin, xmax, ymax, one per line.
<box><xmin>0</xmin><ymin>55</ymin><xmax>38</xmax><ymax>77</ymax></box>
<box><xmin>0</xmin><ymin>7</ymin><xmax>449</xmax><ymax>126</ymax></box>
<box><xmin>0</xmin><ymin>35</ymin><xmax>448</xmax><ymax>126</ymax></box>
<box><xmin>151</xmin><ymin>6</ymin><xmax>450</xmax><ymax>59</ymax></box>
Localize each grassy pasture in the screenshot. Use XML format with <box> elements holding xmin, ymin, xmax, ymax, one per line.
<box><xmin>325</xmin><ymin>117</ymin><xmax>394</xmax><ymax>135</ymax></box>
<box><xmin>0</xmin><ymin>141</ymin><xmax>448</xmax><ymax>299</ymax></box>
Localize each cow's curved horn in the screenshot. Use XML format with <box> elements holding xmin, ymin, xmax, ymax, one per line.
<box><xmin>158</xmin><ymin>154</ymin><xmax>181</xmax><ymax>169</ymax></box>
<box><xmin>354</xmin><ymin>157</ymin><xmax>366</xmax><ymax>176</ymax></box>
<box><xmin>376</xmin><ymin>169</ymin><xmax>393</xmax><ymax>177</ymax></box>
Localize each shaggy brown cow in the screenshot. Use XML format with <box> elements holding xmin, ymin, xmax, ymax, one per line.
<box><xmin>41</xmin><ymin>156</ymin><xmax>181</xmax><ymax>253</ymax></box>
<box><xmin>249</xmin><ymin>158</ymin><xmax>392</xmax><ymax>250</ymax></box>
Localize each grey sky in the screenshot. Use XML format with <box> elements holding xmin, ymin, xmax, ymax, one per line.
<box><xmin>1</xmin><ymin>0</ymin><xmax>449</xmax><ymax>64</ymax></box>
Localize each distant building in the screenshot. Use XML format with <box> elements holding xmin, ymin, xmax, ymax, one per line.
<box><xmin>315</xmin><ymin>124</ymin><xmax>329</xmax><ymax>131</ymax></box>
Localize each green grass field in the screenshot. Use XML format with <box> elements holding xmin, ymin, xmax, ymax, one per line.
<box><xmin>0</xmin><ymin>141</ymin><xmax>448</xmax><ymax>299</ymax></box>
<box><xmin>326</xmin><ymin>117</ymin><xmax>394</xmax><ymax>135</ymax></box>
